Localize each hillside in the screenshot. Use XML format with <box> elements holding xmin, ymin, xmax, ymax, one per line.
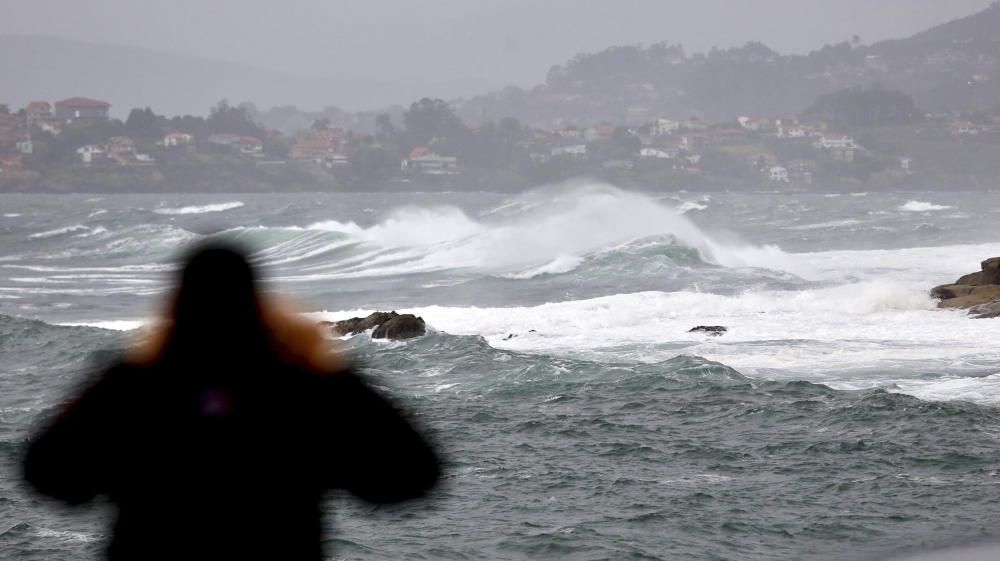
<box><xmin>454</xmin><ymin>3</ymin><xmax>1000</xmax><ymax>128</ymax></box>
<box><xmin>0</xmin><ymin>36</ymin><xmax>463</xmax><ymax>116</ymax></box>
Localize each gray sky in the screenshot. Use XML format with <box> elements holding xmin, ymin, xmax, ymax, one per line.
<box><xmin>4</xmin><ymin>0</ymin><xmax>994</xmax><ymax>95</ymax></box>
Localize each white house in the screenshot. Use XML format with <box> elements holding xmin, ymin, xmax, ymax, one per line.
<box><xmin>163</xmin><ymin>132</ymin><xmax>194</xmax><ymax>147</ymax></box>
<box><xmin>639</xmin><ymin>147</ymin><xmax>674</xmax><ymax>159</ymax></box>
<box><xmin>769</xmin><ymin>166</ymin><xmax>790</xmax><ymax>183</ymax></box>
<box><xmin>15</xmin><ymin>138</ymin><xmax>33</xmax><ymax>154</ymax></box>
<box><xmin>239</xmin><ymin>137</ymin><xmax>264</xmax><ymax>155</ymax></box>
<box><xmin>652</xmin><ymin>118</ymin><xmax>680</xmax><ymax>136</ymax></box>
<box><xmin>816</xmin><ymin>135</ymin><xmax>856</xmax><ymax>149</ymax></box>
<box><xmin>77</xmin><ymin>144</ymin><xmax>107</xmax><ymax>164</ymax></box>
<box><xmin>402</xmin><ymin>148</ymin><xmax>459</xmax><ymax>174</ymax></box>
<box><xmin>551</xmin><ymin>144</ymin><xmax>587</xmax><ymax>157</ymax></box>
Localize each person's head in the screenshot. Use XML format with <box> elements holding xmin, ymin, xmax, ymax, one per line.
<box><xmin>131</xmin><ymin>241</ymin><xmax>340</xmax><ymax>373</ymax></box>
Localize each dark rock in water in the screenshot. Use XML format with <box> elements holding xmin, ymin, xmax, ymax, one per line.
<box><xmin>932</xmin><ymin>257</ymin><xmax>1000</xmax><ymax>318</ymax></box>
<box><xmin>970</xmin><ymin>300</ymin><xmax>1000</xmax><ymax>319</ymax></box>
<box><xmin>503</xmin><ymin>333</ymin><xmax>517</xmax><ymax>341</ymax></box>
<box><xmin>688</xmin><ymin>326</ymin><xmax>727</xmax><ymax>336</ymax></box>
<box><xmin>372</xmin><ymin>314</ymin><xmax>426</xmax><ymax>340</ymax></box>
<box><xmin>330</xmin><ymin>311</ymin><xmax>398</xmax><ymax>336</ymax></box>
<box><xmin>930</xmin><ymin>284</ymin><xmax>975</xmax><ymax>299</ymax></box>
<box><xmin>328</xmin><ymin>311</ymin><xmax>426</xmax><ymax>340</ymax></box>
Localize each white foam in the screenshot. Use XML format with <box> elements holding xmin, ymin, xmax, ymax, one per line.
<box><xmin>153</xmin><ymin>201</ymin><xmax>244</xmax><ymax>215</ymax></box>
<box><xmin>57</xmin><ymin>320</ymin><xmax>145</xmax><ymax>331</ymax></box>
<box><xmin>3</xmin><ymin>213</ymin><xmax>21</xmax><ymax>217</ymax></box>
<box><xmin>676</xmin><ymin>201</ymin><xmax>708</xmax><ymax>213</ymax></box>
<box><xmin>900</xmin><ymin>200</ymin><xmax>952</xmax><ymax>212</ymax></box>
<box><xmin>29</xmin><ymin>224</ymin><xmax>90</xmax><ymax>239</ymax></box>
<box><xmin>504</xmin><ymin>255</ymin><xmax>584</xmax><ymax>279</ymax></box>
<box><xmin>296</xmin><ymin>184</ymin><xmax>794</xmax><ymax>278</ymax></box>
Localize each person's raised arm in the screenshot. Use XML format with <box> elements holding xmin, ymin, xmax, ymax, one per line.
<box><xmin>22</xmin><ymin>367</ymin><xmax>123</xmax><ymax>504</ymax></box>
<box><xmin>324</xmin><ymin>370</ymin><xmax>441</xmax><ymax>504</ymax></box>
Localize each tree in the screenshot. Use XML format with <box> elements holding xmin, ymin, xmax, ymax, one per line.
<box><xmin>125</xmin><ymin>107</ymin><xmax>162</xmax><ymax>142</ymax></box>
<box><xmin>206</xmin><ymin>100</ymin><xmax>267</xmax><ymax>138</ymax></box>
<box><xmin>402</xmin><ymin>98</ymin><xmax>465</xmax><ymax>149</ymax></box>
<box><xmin>375</xmin><ymin>113</ymin><xmax>396</xmax><ymax>141</ymax></box>
<box><xmin>804</xmin><ymin>86</ymin><xmax>921</xmax><ymax>128</ymax></box>
<box><xmin>311</xmin><ymin>118</ymin><xmax>330</xmax><ymax>131</ymax></box>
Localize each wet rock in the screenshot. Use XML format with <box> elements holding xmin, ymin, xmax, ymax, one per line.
<box><xmin>932</xmin><ymin>257</ymin><xmax>1000</xmax><ymax>317</ymax></box>
<box><xmin>930</xmin><ymin>284</ymin><xmax>974</xmax><ymax>299</ymax></box>
<box><xmin>688</xmin><ymin>326</ymin><xmax>727</xmax><ymax>336</ymax></box>
<box><xmin>372</xmin><ymin>314</ymin><xmax>426</xmax><ymax>340</ymax></box>
<box><xmin>328</xmin><ymin>311</ymin><xmax>426</xmax><ymax>340</ymax></box>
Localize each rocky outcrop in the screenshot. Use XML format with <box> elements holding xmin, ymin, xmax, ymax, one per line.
<box><xmin>688</xmin><ymin>325</ymin><xmax>727</xmax><ymax>336</ymax></box>
<box><xmin>324</xmin><ymin>311</ymin><xmax>426</xmax><ymax>340</ymax></box>
<box><xmin>931</xmin><ymin>257</ymin><xmax>1000</xmax><ymax>318</ymax></box>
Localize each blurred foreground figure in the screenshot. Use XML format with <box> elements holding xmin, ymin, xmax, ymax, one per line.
<box><xmin>23</xmin><ymin>243</ymin><xmax>440</xmax><ymax>560</ymax></box>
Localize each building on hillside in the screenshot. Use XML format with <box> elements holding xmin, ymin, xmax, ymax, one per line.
<box><xmin>108</xmin><ymin>136</ymin><xmax>136</xmax><ymax>154</ymax></box>
<box><xmin>652</xmin><ymin>118</ymin><xmax>680</xmax><ymax>136</ymax></box>
<box><xmin>815</xmin><ymin>135</ymin><xmax>856</xmax><ymax>150</ymax></box>
<box><xmin>162</xmin><ymin>132</ymin><xmax>194</xmax><ymax>147</ymax></box>
<box><xmin>949</xmin><ymin>121</ymin><xmax>981</xmax><ymax>135</ymax></box>
<box><xmin>55</xmin><ymin>97</ymin><xmax>111</xmax><ymax>123</ymax></box>
<box><xmin>77</xmin><ymin>144</ymin><xmax>108</xmax><ymax>164</ymax></box>
<box><xmin>26</xmin><ymin>101</ymin><xmax>52</xmax><ymax>126</ymax></box>
<box><xmin>638</xmin><ymin>147</ymin><xmax>674</xmax><ymax>159</ymax></box>
<box><xmin>768</xmin><ymin>166</ymin><xmax>790</xmax><ymax>183</ymax></box>
<box><xmin>401</xmin><ymin>147</ymin><xmax>459</xmax><ymax>175</ymax></box>
<box><xmin>207</xmin><ymin>133</ymin><xmax>241</xmax><ymax>147</ymax></box>
<box><xmin>15</xmin><ymin>136</ymin><xmax>33</xmax><ymax>155</ymax></box>
<box><xmin>239</xmin><ymin>137</ymin><xmax>264</xmax><ymax>155</ymax></box>
<box><xmin>0</xmin><ymin>154</ymin><xmax>23</xmax><ymax>173</ymax></box>
<box><xmin>551</xmin><ymin>144</ymin><xmax>587</xmax><ymax>158</ymax></box>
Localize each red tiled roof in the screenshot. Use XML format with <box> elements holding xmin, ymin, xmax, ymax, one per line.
<box><xmin>55</xmin><ymin>97</ymin><xmax>111</xmax><ymax>109</ymax></box>
<box><xmin>26</xmin><ymin>101</ymin><xmax>51</xmax><ymax>113</ymax></box>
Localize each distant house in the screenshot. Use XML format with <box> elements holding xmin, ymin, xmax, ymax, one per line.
<box><xmin>162</xmin><ymin>132</ymin><xmax>194</xmax><ymax>147</ymax></box>
<box><xmin>949</xmin><ymin>121</ymin><xmax>980</xmax><ymax>136</ymax></box>
<box><xmin>15</xmin><ymin>137</ymin><xmax>33</xmax><ymax>155</ymax></box>
<box><xmin>769</xmin><ymin>166</ymin><xmax>790</xmax><ymax>183</ymax></box>
<box><xmin>638</xmin><ymin>147</ymin><xmax>674</xmax><ymax>159</ymax></box>
<box><xmin>54</xmin><ymin>97</ymin><xmax>111</xmax><ymax>123</ymax></box>
<box><xmin>401</xmin><ymin>147</ymin><xmax>459</xmax><ymax>175</ymax></box>
<box><xmin>551</xmin><ymin>144</ymin><xmax>587</xmax><ymax>157</ymax></box>
<box><xmin>0</xmin><ymin>154</ymin><xmax>23</xmax><ymax>173</ymax></box>
<box><xmin>815</xmin><ymin>135</ymin><xmax>856</xmax><ymax>149</ymax></box>
<box><xmin>77</xmin><ymin>144</ymin><xmax>108</xmax><ymax>164</ymax></box>
<box><xmin>239</xmin><ymin>137</ymin><xmax>264</xmax><ymax>155</ymax></box>
<box><xmin>652</xmin><ymin>118</ymin><xmax>680</xmax><ymax>136</ymax></box>
<box><xmin>583</xmin><ymin>124</ymin><xmax>614</xmax><ymax>142</ymax></box>
<box><xmin>207</xmin><ymin>133</ymin><xmax>241</xmax><ymax>147</ymax></box>
<box><xmin>108</xmin><ymin>136</ymin><xmax>136</xmax><ymax>154</ymax></box>
<box><xmin>26</xmin><ymin>101</ymin><xmax>52</xmax><ymax>126</ymax></box>
<box><xmin>738</xmin><ymin>116</ymin><xmax>771</xmax><ymax>132</ymax></box>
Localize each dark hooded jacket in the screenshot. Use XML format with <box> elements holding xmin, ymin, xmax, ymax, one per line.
<box><xmin>23</xmin><ymin>244</ymin><xmax>440</xmax><ymax>560</ymax></box>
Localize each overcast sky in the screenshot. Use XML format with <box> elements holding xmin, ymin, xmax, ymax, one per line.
<box><xmin>4</xmin><ymin>0</ymin><xmax>994</xmax><ymax>94</ymax></box>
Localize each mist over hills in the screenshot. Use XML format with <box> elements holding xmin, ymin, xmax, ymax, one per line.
<box><xmin>455</xmin><ymin>2</ymin><xmax>1000</xmax><ymax>126</ymax></box>
<box><xmin>0</xmin><ymin>35</ymin><xmax>499</xmax><ymax>117</ymax></box>
<box><xmin>4</xmin><ymin>2</ymin><xmax>1000</xmax><ymax>127</ymax></box>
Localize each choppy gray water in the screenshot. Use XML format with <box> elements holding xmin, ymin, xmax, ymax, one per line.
<box><xmin>2</xmin><ymin>185</ymin><xmax>1000</xmax><ymax>560</ymax></box>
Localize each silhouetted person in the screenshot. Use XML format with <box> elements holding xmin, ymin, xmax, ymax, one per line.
<box><xmin>23</xmin><ymin>243</ymin><xmax>440</xmax><ymax>560</ymax></box>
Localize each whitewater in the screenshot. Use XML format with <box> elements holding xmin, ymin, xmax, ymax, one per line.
<box><xmin>3</xmin><ymin>185</ymin><xmax>1000</xmax><ymax>560</ymax></box>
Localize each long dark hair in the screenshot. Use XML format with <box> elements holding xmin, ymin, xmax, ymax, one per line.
<box><xmin>131</xmin><ymin>242</ymin><xmax>339</xmax><ymax>374</ymax></box>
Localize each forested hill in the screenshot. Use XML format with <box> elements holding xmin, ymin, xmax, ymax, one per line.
<box><xmin>456</xmin><ymin>3</ymin><xmax>1000</xmax><ymax>127</ymax></box>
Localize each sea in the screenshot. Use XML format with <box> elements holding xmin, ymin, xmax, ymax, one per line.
<box><xmin>2</xmin><ymin>183</ymin><xmax>1000</xmax><ymax>561</ymax></box>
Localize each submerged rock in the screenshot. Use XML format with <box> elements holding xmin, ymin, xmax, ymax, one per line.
<box><xmin>931</xmin><ymin>257</ymin><xmax>1000</xmax><ymax>317</ymax></box>
<box><xmin>688</xmin><ymin>325</ymin><xmax>727</xmax><ymax>336</ymax></box>
<box><xmin>326</xmin><ymin>311</ymin><xmax>426</xmax><ymax>340</ymax></box>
